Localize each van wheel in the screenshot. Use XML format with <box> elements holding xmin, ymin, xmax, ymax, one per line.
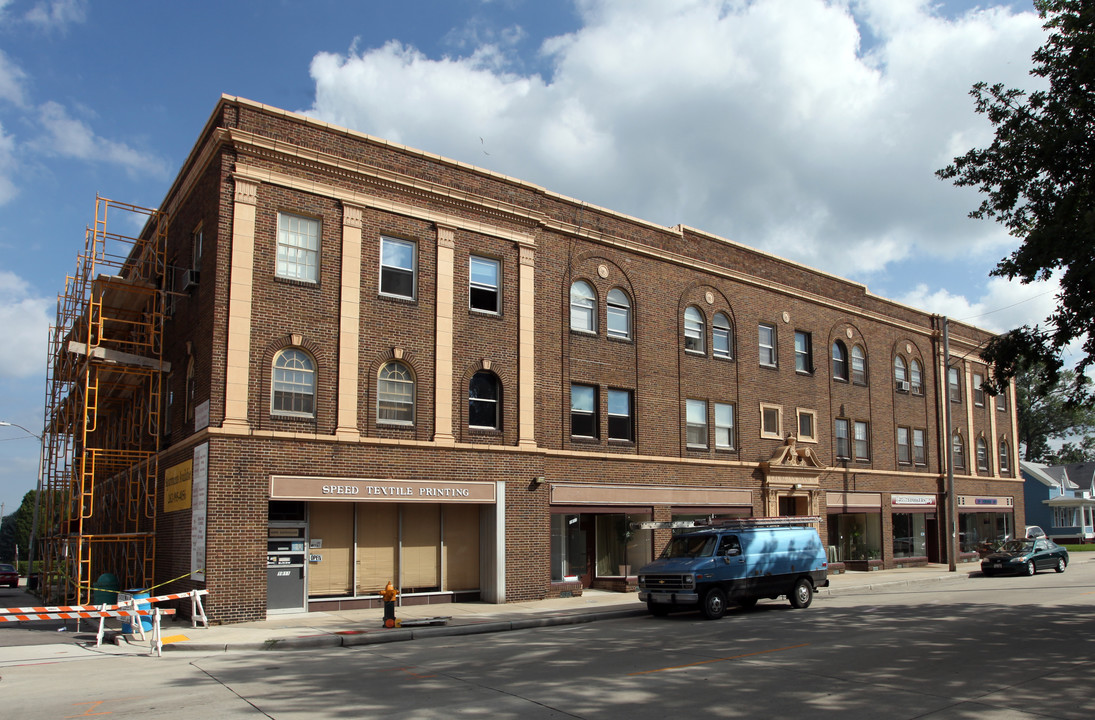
<box><xmin>701</xmin><ymin>588</ymin><xmax>728</xmax><ymax>620</ymax></box>
<box><xmin>737</xmin><ymin>597</ymin><xmax>758</xmax><ymax>610</ymax></box>
<box><xmin>789</xmin><ymin>578</ymin><xmax>813</xmax><ymax>609</ymax></box>
<box><xmin>647</xmin><ymin>601</ymin><xmax>670</xmax><ymax>617</ymax></box>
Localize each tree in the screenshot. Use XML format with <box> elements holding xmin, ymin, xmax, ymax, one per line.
<box><xmin>937</xmin><ymin>0</ymin><xmax>1095</xmax><ymax>403</ymax></box>
<box><xmin>1046</xmin><ymin>434</ymin><xmax>1095</xmax><ymax>463</ymax></box>
<box><xmin>0</xmin><ymin>491</ymin><xmax>36</xmax><ymax>563</ymax></box>
<box><xmin>1016</xmin><ymin>361</ymin><xmax>1095</xmax><ymax>461</ymax></box>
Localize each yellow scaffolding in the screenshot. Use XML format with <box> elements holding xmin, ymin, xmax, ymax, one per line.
<box><xmin>39</xmin><ymin>196</ymin><xmax>169</xmax><ymax>605</ymax></box>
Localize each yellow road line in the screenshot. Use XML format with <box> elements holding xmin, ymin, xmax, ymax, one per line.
<box><xmin>628</xmin><ymin>643</ymin><xmax>810</xmax><ymax>676</ymax></box>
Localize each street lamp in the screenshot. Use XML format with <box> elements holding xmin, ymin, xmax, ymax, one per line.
<box><xmin>1</xmin><ymin>419</ymin><xmax>46</xmax><ymax>594</ymax></box>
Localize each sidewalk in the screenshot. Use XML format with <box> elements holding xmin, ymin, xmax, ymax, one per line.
<box><xmin>96</xmin><ymin>563</ymin><xmax>977</xmax><ymax>654</ymax></box>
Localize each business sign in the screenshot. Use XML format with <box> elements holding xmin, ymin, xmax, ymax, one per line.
<box><xmin>164</xmin><ymin>459</ymin><xmax>194</xmax><ymax>512</ymax></box>
<box><xmin>891</xmin><ymin>495</ymin><xmax>937</xmax><ymax>507</ymax></box>
<box><xmin>269</xmin><ymin>475</ymin><xmax>497</xmax><ymax>503</ymax></box>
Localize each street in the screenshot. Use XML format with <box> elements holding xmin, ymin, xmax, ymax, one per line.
<box><xmin>2</xmin><ymin>560</ymin><xmax>1094</xmax><ymax>719</ymax></box>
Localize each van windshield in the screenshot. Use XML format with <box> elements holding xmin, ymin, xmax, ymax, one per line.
<box><xmin>660</xmin><ymin>534</ymin><xmax>717</xmax><ymax>559</ymax></box>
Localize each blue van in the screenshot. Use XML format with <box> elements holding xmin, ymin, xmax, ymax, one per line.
<box><xmin>637</xmin><ymin>521</ymin><xmax>829</xmax><ymax>619</ymax></box>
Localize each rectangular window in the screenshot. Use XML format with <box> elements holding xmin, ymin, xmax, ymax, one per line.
<box><xmin>469</xmin><ymin>256</ymin><xmax>500</xmax><ymax>313</ymax></box>
<box><xmin>997</xmin><ymin>389</ymin><xmax>1007</xmax><ymax>412</ymax></box>
<box><xmin>380</xmin><ymin>236</ymin><xmax>416</xmax><ymax>298</ymax></box>
<box><xmin>607</xmin><ymin>389</ymin><xmax>634</xmax><ymax>442</ymax></box>
<box><xmin>973</xmin><ymin>372</ymin><xmax>985</xmax><ymax>406</ymax></box>
<box><xmin>277</xmin><ymin>213</ymin><xmax>319</xmax><ymax>282</ymax></box>
<box><xmin>760</xmin><ymin>403</ymin><xmax>782</xmax><ymax>439</ymax></box>
<box><xmin>794</xmin><ymin>331</ymin><xmax>812</xmax><ymax>374</ymax></box>
<box><xmin>913</xmin><ymin>428</ymin><xmax>926</xmax><ymax>465</ymax></box>
<box><xmin>948</xmin><ymin>367</ymin><xmax>962</xmax><ymax>404</ymax></box>
<box><xmin>570</xmin><ymin>384</ymin><xmax>597</xmax><ymax>438</ymax></box>
<box><xmin>835</xmin><ymin>418</ymin><xmax>850</xmax><ymax>459</ymax></box>
<box><xmin>797</xmin><ymin>408</ymin><xmax>817</xmax><ymax>442</ymax></box>
<box><xmin>854</xmin><ymin>420</ymin><xmax>870</xmax><ymax>461</ymax></box>
<box><xmin>192</xmin><ymin>225</ymin><xmax>203</xmax><ymax>273</ymax></box>
<box><xmin>715</xmin><ymin>403</ymin><xmax>735</xmax><ymax>450</ymax></box>
<box><xmin>759</xmin><ymin>323</ymin><xmax>777</xmax><ymax>367</ymax></box>
<box><xmin>686</xmin><ymin>399</ymin><xmax>707</xmax><ymax>448</ymax></box>
<box><xmin>897</xmin><ymin>426</ymin><xmax>911</xmax><ymax>464</ymax></box>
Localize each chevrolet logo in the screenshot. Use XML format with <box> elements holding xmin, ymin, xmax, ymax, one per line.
<box><xmin>657</xmin><ymin>579</ymin><xmax>665</xmax><ymax>584</ymax></box>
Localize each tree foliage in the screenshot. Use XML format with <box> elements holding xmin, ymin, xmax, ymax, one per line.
<box><xmin>937</xmin><ymin>0</ymin><xmax>1095</xmax><ymax>403</ymax></box>
<box><xmin>1016</xmin><ymin>361</ymin><xmax>1095</xmax><ymax>461</ymax></box>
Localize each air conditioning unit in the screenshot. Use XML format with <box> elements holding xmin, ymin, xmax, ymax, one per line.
<box><xmin>182</xmin><ymin>269</ymin><xmax>200</xmax><ymax>291</ymax></box>
<box><xmin>897</xmin><ymin>380</ymin><xmax>910</xmax><ymax>392</ymax></box>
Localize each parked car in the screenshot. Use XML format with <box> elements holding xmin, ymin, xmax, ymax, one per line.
<box><xmin>0</xmin><ymin>563</ymin><xmax>18</xmax><ymax>588</ymax></box>
<box><xmin>981</xmin><ymin>538</ymin><xmax>1068</xmax><ymax>576</ymax></box>
<box><xmin>1024</xmin><ymin>525</ymin><xmax>1046</xmax><ymax>539</ymax></box>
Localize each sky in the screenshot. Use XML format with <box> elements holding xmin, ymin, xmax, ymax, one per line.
<box><xmin>0</xmin><ymin>0</ymin><xmax>1068</xmax><ymax>516</ymax></box>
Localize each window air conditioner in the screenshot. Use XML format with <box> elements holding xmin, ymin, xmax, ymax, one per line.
<box><xmin>183</xmin><ymin>269</ymin><xmax>200</xmax><ymax>291</ymax></box>
<box><xmin>897</xmin><ymin>380</ymin><xmax>910</xmax><ymax>392</ymax></box>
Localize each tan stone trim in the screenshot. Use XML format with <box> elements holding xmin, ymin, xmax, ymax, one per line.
<box><xmin>518</xmin><ymin>245</ymin><xmax>537</xmax><ymax>449</ymax></box>
<box><xmin>550</xmin><ymin>483</ymin><xmax>752</xmax><ymax>507</ymax></box>
<box><xmin>434</xmin><ymin>225</ymin><xmax>456</xmax><ymax>445</ymax></box>
<box><xmin>336</xmin><ymin>202</ymin><xmax>364</xmax><ymax>438</ymax></box>
<box><xmin>234</xmin><ymin>176</ymin><xmax>258</xmax><ymax>205</ymax></box>
<box><xmin>223</xmin><ymin>177</ymin><xmax>258</xmax><ymax>431</ymax></box>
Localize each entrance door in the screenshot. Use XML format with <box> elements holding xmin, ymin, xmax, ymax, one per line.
<box><xmin>779</xmin><ymin>495</ymin><xmax>809</xmax><ymax>516</ymax></box>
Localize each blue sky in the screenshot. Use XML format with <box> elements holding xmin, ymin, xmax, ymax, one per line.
<box><xmin>0</xmin><ymin>0</ymin><xmax>1065</xmax><ymax>515</ymax></box>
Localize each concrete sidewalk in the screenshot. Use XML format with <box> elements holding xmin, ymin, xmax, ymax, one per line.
<box><xmin>94</xmin><ymin>563</ymin><xmax>978</xmax><ymax>654</ymax></box>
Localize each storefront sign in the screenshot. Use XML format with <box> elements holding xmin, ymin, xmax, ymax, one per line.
<box><xmin>269</xmin><ymin>475</ymin><xmax>497</xmax><ymax>503</ymax></box>
<box><xmin>958</xmin><ymin>495</ymin><xmax>1014</xmax><ymax>508</ymax></box>
<box><xmin>164</xmin><ymin>459</ymin><xmax>193</xmax><ymax>512</ymax></box>
<box><xmin>891</xmin><ymin>494</ymin><xmax>936</xmax><ymax>507</ymax></box>
<box><xmin>550</xmin><ymin>484</ymin><xmax>752</xmax><ymax>507</ymax></box>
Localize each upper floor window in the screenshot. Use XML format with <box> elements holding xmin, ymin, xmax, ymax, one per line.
<box><xmin>897</xmin><ymin>426</ymin><xmax>911</xmax><ymax>464</ymax></box>
<box><xmin>469</xmin><ymin>256</ymin><xmax>500</xmax><ymax>313</ymax></box>
<box><xmin>948</xmin><ymin>367</ymin><xmax>962</xmax><ymax>403</ymax></box>
<box><xmin>191</xmin><ymin>225</ymin><xmax>203</xmax><ymax>273</ymax></box>
<box><xmin>832</xmin><ymin>340</ymin><xmax>848</xmax><ymax>381</ymax></box>
<box><xmin>469</xmin><ymin>371</ymin><xmax>500</xmax><ymax>429</ymax></box>
<box><xmin>607</xmin><ymin>388</ymin><xmax>634</xmax><ymax>441</ymax></box>
<box><xmin>797</xmin><ymin>408</ymin><xmax>817</xmax><ymax>443</ymax></box>
<box><xmin>851</xmin><ymin>345</ymin><xmax>867</xmax><ymax>385</ymax></box>
<box><xmin>380</xmin><ymin>236</ymin><xmax>416</xmax><ymax>299</ymax></box>
<box><xmin>835</xmin><ymin>418</ymin><xmax>850</xmax><ymax>459</ymax></box>
<box><xmin>686</xmin><ymin>399</ymin><xmax>708</xmax><ymax>448</ymax></box>
<box><xmin>952</xmin><ymin>432</ymin><xmax>965</xmax><ymax>469</ymax></box>
<box><xmin>272</xmin><ymin>348</ymin><xmax>315</xmax><ymax>418</ymax></box>
<box><xmin>684</xmin><ymin>306</ymin><xmax>705</xmax><ymax>353</ymax></box>
<box><xmin>996</xmin><ymin>388</ymin><xmax>1008</xmax><ymax>412</ymax></box>
<box><xmin>794</xmin><ymin>331</ymin><xmax>812</xmax><ymax>374</ymax></box>
<box><xmin>910</xmin><ymin>359</ymin><xmax>923</xmax><ymax>395</ymax></box>
<box><xmin>760</xmin><ymin>403</ymin><xmax>782</xmax><ymax>439</ymax></box>
<box><xmin>913</xmin><ymin>428</ymin><xmax>927</xmax><ymax>465</ymax></box>
<box><xmin>973</xmin><ymin>372</ymin><xmax>986</xmax><ymax>407</ymax></box>
<box><xmin>606</xmin><ymin>289</ymin><xmax>632</xmax><ymax>340</ymax></box>
<box><xmin>758</xmin><ymin>323</ymin><xmax>777</xmax><ymax>367</ymax></box>
<box><xmin>894</xmin><ymin>356</ymin><xmax>908</xmax><ymax>391</ymax></box>
<box><xmin>712</xmin><ymin>313</ymin><xmax>733</xmax><ymax>359</ymax></box>
<box><xmin>570</xmin><ymin>383</ymin><xmax>597</xmax><ymax>438</ymax></box>
<box><xmin>854</xmin><ymin>420</ymin><xmax>870</xmax><ymax>461</ymax></box>
<box><xmin>378</xmin><ymin>361</ymin><xmax>415</xmax><ymax>425</ymax></box>
<box><xmin>999</xmin><ymin>439</ymin><xmax>1011</xmax><ymax>474</ymax></box>
<box><xmin>570</xmin><ymin>281</ymin><xmax>596</xmax><ymax>333</ymax></box>
<box><xmin>715</xmin><ymin>402</ymin><xmax>735</xmax><ymax>450</ymax></box>
<box><xmin>277</xmin><ymin>213</ymin><xmax>319</xmax><ymax>283</ymax></box>
<box><xmin>976</xmin><ymin>436</ymin><xmax>990</xmax><ymax>472</ymax></box>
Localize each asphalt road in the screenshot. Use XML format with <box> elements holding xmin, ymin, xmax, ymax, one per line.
<box><xmin>2</xmin><ymin>560</ymin><xmax>1094</xmax><ymax>719</ymax></box>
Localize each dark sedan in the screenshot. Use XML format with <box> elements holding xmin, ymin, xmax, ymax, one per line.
<box><xmin>981</xmin><ymin>539</ymin><xmax>1069</xmax><ymax>576</ymax></box>
<box><xmin>0</xmin><ymin>563</ymin><xmax>18</xmax><ymax>588</ymax></box>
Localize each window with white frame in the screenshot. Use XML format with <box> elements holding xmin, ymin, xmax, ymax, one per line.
<box><xmin>795</xmin><ymin>331</ymin><xmax>812</xmax><ymax>374</ymax></box>
<box><xmin>1053</xmin><ymin>507</ymin><xmax>1075</xmax><ymax>528</ymax></box>
<box><xmin>684</xmin><ymin>306</ymin><xmax>705</xmax><ymax>353</ymax></box>
<box><xmin>999</xmin><ymin>439</ymin><xmax>1011</xmax><ymax>474</ymax></box>
<box><xmin>851</xmin><ymin>345</ymin><xmax>867</xmax><ymax>385</ymax></box>
<box><xmin>760</xmin><ymin>403</ymin><xmax>782</xmax><ymax>439</ymax></box>
<box><xmin>835</xmin><ymin>418</ymin><xmax>850</xmax><ymax>459</ymax></box>
<box><xmin>607</xmin><ymin>388</ymin><xmax>634</xmax><ymax>441</ymax></box>
<box><xmin>272</xmin><ymin>348</ymin><xmax>315</xmax><ymax>417</ymax></box>
<box><xmin>897</xmin><ymin>426</ymin><xmax>911</xmax><ymax>464</ymax></box>
<box><xmin>913</xmin><ymin>428</ymin><xmax>927</xmax><ymax>465</ymax></box>
<box><xmin>952</xmin><ymin>433</ymin><xmax>965</xmax><ymax>469</ymax></box>
<box><xmin>378</xmin><ymin>361</ymin><xmax>415</xmax><ymax>425</ymax></box>
<box><xmin>712</xmin><ymin>312</ymin><xmax>733</xmax><ymax>359</ymax></box>
<box><xmin>894</xmin><ymin>356</ymin><xmax>908</xmax><ymax>391</ymax></box>
<box><xmin>973</xmin><ymin>372</ymin><xmax>986</xmax><ymax>407</ymax></box>
<box><xmin>570</xmin><ymin>383</ymin><xmax>598</xmax><ymax>437</ymax></box>
<box><xmin>832</xmin><ymin>340</ymin><xmax>848</xmax><ymax>381</ymax></box>
<box><xmin>468</xmin><ymin>371</ymin><xmax>500</xmax><ymax>429</ymax></box>
<box><xmin>996</xmin><ymin>389</ymin><xmax>1007</xmax><ymax>412</ymax></box>
<box><xmin>469</xmin><ymin>256</ymin><xmax>500</xmax><ymax>313</ymax></box>
<box><xmin>277</xmin><ymin>213</ymin><xmax>319</xmax><ymax>283</ymax></box>
<box><xmin>797</xmin><ymin>408</ymin><xmax>817</xmax><ymax>442</ymax></box>
<box><xmin>976</xmin><ymin>437</ymin><xmax>990</xmax><ymax>472</ymax></box>
<box><xmin>854</xmin><ymin>420</ymin><xmax>870</xmax><ymax>460</ymax></box>
<box><xmin>606</xmin><ymin>289</ymin><xmax>631</xmax><ymax>340</ymax></box>
<box><xmin>570</xmin><ymin>281</ymin><xmax>596</xmax><ymax>333</ymax></box>
<box><xmin>910</xmin><ymin>359</ymin><xmax>923</xmax><ymax>395</ymax></box>
<box><xmin>380</xmin><ymin>236</ymin><xmax>416</xmax><ymax>298</ymax></box>
<box><xmin>715</xmin><ymin>402</ymin><xmax>735</xmax><ymax>450</ymax></box>
<box><xmin>686</xmin><ymin>399</ymin><xmax>708</xmax><ymax>448</ymax></box>
<box><xmin>758</xmin><ymin>323</ymin><xmax>777</xmax><ymax>367</ymax></box>
<box><xmin>948</xmin><ymin>367</ymin><xmax>962</xmax><ymax>403</ymax></box>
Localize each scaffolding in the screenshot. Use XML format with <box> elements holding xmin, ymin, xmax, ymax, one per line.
<box><xmin>39</xmin><ymin>196</ymin><xmax>170</xmax><ymax>605</ymax></box>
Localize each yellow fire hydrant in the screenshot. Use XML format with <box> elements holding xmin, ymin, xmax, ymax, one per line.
<box><xmin>382</xmin><ymin>581</ymin><xmax>399</xmax><ymax>628</ymax></box>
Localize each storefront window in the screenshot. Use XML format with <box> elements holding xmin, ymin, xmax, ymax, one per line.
<box><xmin>959</xmin><ymin>512</ymin><xmax>1013</xmax><ymax>552</ymax></box>
<box><xmin>551</xmin><ymin>512</ymin><xmax>653</xmax><ymax>581</ymax></box>
<box><xmin>594</xmin><ymin>514</ymin><xmax>652</xmax><ymax>576</ymax></box>
<box><xmin>827</xmin><ymin>513</ymin><xmax>882</xmax><ymax>562</ymax></box>
<box><xmin>892</xmin><ymin>513</ymin><xmax>927</xmax><ymax>558</ymax></box>
<box><xmin>551</xmin><ymin>514</ymin><xmax>586</xmax><ymax>583</ymax></box>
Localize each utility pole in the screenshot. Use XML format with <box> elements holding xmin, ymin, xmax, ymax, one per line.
<box><xmin>942</xmin><ymin>318</ymin><xmax>957</xmax><ymax>572</ymax></box>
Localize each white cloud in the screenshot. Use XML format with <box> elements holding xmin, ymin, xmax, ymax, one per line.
<box><xmin>0</xmin><ymin>122</ymin><xmax>16</xmax><ymax>204</ymax></box>
<box><xmin>24</xmin><ymin>0</ymin><xmax>87</xmax><ymax>31</ymax></box>
<box><xmin>0</xmin><ymin>271</ymin><xmax>53</xmax><ymax>379</ymax></box>
<box><xmin>898</xmin><ymin>274</ymin><xmax>1059</xmax><ymax>336</ymax></box>
<box><xmin>32</xmin><ymin>101</ymin><xmax>168</xmax><ymax>177</ymax></box>
<box><xmin>304</xmin><ymin>0</ymin><xmax>1045</xmax><ymax>279</ymax></box>
<box><xmin>0</xmin><ymin>49</ymin><xmax>28</xmax><ymax>107</ymax></box>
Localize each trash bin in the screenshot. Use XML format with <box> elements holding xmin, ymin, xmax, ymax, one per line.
<box><xmin>91</xmin><ymin>573</ymin><xmax>119</xmax><ymax>606</ymax></box>
<box><xmin>119</xmin><ymin>589</ymin><xmax>152</xmax><ymax>633</ymax></box>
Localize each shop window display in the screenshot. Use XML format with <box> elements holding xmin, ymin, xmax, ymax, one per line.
<box><xmin>827</xmin><ymin>512</ymin><xmax>882</xmax><ymax>562</ymax></box>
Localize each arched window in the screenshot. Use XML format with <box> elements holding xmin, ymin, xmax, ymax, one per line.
<box><xmin>712</xmin><ymin>312</ymin><xmax>733</xmax><ymax>359</ymax></box>
<box><xmin>851</xmin><ymin>345</ymin><xmax>867</xmax><ymax>384</ymax></box>
<box><xmin>378</xmin><ymin>361</ymin><xmax>415</xmax><ymax>425</ymax></box>
<box><xmin>952</xmin><ymin>433</ymin><xmax>965</xmax><ymax>469</ymax></box>
<box><xmin>999</xmin><ymin>440</ymin><xmax>1011</xmax><ymax>474</ymax></box>
<box><xmin>569</xmin><ymin>281</ymin><xmax>596</xmax><ymax>333</ymax></box>
<box><xmin>894</xmin><ymin>356</ymin><xmax>908</xmax><ymax>391</ymax></box>
<box><xmin>606</xmin><ymin>288</ymin><xmax>631</xmax><ymax>340</ymax></box>
<box><xmin>976</xmin><ymin>437</ymin><xmax>990</xmax><ymax>472</ymax></box>
<box><xmin>832</xmin><ymin>340</ymin><xmax>848</xmax><ymax>381</ymax></box>
<box><xmin>684</xmin><ymin>306</ymin><xmax>705</xmax><ymax>353</ymax></box>
<box><xmin>469</xmin><ymin>371</ymin><xmax>500</xmax><ymax>430</ymax></box>
<box><xmin>272</xmin><ymin>348</ymin><xmax>315</xmax><ymax>417</ymax></box>
<box><xmin>909</xmin><ymin>359</ymin><xmax>923</xmax><ymax>394</ymax></box>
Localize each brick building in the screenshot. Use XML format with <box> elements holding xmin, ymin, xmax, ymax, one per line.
<box><xmin>50</xmin><ymin>96</ymin><xmax>1022</xmax><ymax>623</ymax></box>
